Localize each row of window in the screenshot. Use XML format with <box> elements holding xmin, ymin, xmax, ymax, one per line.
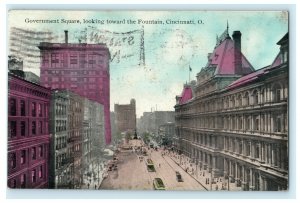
<box><xmin>9</xmin><ymin>146</ymin><xmax>44</xmax><ymax>170</ymax></box>
<box><xmin>9</xmin><ymin>120</ymin><xmax>48</xmax><ymax>138</ymax></box>
<box><xmin>55</xmin><ymin>120</ymin><xmax>67</xmax><ymax>132</ymax></box>
<box><xmin>43</xmin><ymin>53</ymin><xmax>105</xmax><ymax>68</ymax></box>
<box><xmin>56</xmin><ymin>136</ymin><xmax>67</xmax><ymax>150</ymax></box>
<box><xmin>9</xmin><ymin>98</ymin><xmax>48</xmax><ymax>118</ymax></box>
<box><xmin>42</xmin><ymin>70</ymin><xmax>106</xmax><ymax>76</ymax></box>
<box><xmin>56</xmin><ymin>153</ymin><xmax>68</xmax><ymax>169</ymax></box>
<box><xmin>43</xmin><ymin>76</ymin><xmax>105</xmax><ymax>84</ymax></box>
<box><xmin>180</xmin><ymin>133</ymin><xmax>287</xmax><ymax>169</ymax></box>
<box><xmin>55</xmin><ymin>103</ymin><xmax>67</xmax><ymax>116</ymax></box>
<box><xmin>178</xmin><ymin>83</ymin><xmax>286</xmax><ymax>114</ymax></box>
<box><xmin>8</xmin><ymin>165</ymin><xmax>44</xmax><ymax>188</ymax></box>
<box><xmin>178</xmin><ymin>113</ymin><xmax>287</xmax><ymax>133</ymax></box>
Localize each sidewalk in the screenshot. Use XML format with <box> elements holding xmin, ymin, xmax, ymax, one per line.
<box><xmin>165</xmin><ymin>150</ymin><xmax>242</xmax><ymax>191</ymax></box>
<box><xmin>81</xmin><ymin>162</ymin><xmax>106</xmax><ymax>190</ymax></box>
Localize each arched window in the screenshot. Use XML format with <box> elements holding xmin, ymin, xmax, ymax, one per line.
<box><xmin>239</xmin><ymin>116</ymin><xmax>243</xmax><ymax>130</ymax></box>
<box><xmin>253</xmin><ymin>90</ymin><xmax>259</xmax><ymax>105</ymax></box>
<box><xmin>237</xmin><ymin>94</ymin><xmax>242</xmax><ymax>107</ymax></box>
<box><xmin>274</xmin><ymin>115</ymin><xmax>282</xmax><ymax>132</ymax></box>
<box><xmin>244</xmin><ymin>92</ymin><xmax>250</xmax><ymax>106</ymax></box>
<box><xmin>231</xmin><ymin>96</ymin><xmax>235</xmax><ymax>108</ymax></box>
<box><xmin>272</xmin><ymin>83</ymin><xmax>282</xmax><ymax>102</ymax></box>
<box><xmin>261</xmin><ymin>89</ymin><xmax>265</xmax><ymax>104</ymax></box>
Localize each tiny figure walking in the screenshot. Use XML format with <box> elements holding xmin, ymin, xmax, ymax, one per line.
<box><xmin>87</xmin><ymin>183</ymin><xmax>90</xmax><ymax>189</ymax></box>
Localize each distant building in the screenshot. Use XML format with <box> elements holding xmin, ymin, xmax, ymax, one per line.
<box><xmin>138</xmin><ymin>111</ymin><xmax>175</xmax><ymax>135</ymax></box>
<box><xmin>174</xmin><ymin>29</ymin><xmax>288</xmax><ymax>191</ymax></box>
<box><xmin>8</xmin><ymin>55</ymin><xmax>23</xmax><ymax>70</ymax></box>
<box><xmin>158</xmin><ymin>122</ymin><xmax>175</xmax><ymax>146</ymax></box>
<box><xmin>114</xmin><ymin>99</ymin><xmax>137</xmax><ymax>134</ymax></box>
<box><xmin>8</xmin><ymin>72</ymin><xmax>51</xmax><ymax>189</ymax></box>
<box><xmin>110</xmin><ymin>112</ymin><xmax>119</xmax><ymax>144</ymax></box>
<box><xmin>8</xmin><ymin>56</ymin><xmax>40</xmax><ymax>84</ymax></box>
<box><xmin>38</xmin><ymin>30</ymin><xmax>111</xmax><ymax>144</ymax></box>
<box><xmin>82</xmin><ymin>98</ymin><xmax>105</xmax><ymax>178</ymax></box>
<box><xmin>137</xmin><ymin>112</ymin><xmax>151</xmax><ymax>134</ymax></box>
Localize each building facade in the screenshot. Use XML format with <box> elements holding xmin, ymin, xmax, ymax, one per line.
<box><xmin>114</xmin><ymin>99</ymin><xmax>137</xmax><ymax>134</ymax></box>
<box><xmin>174</xmin><ymin>31</ymin><xmax>288</xmax><ymax>191</ymax></box>
<box><xmin>49</xmin><ymin>89</ymin><xmax>105</xmax><ymax>189</ymax></box>
<box><xmin>82</xmin><ymin>98</ymin><xmax>105</xmax><ymax>179</ymax></box>
<box><xmin>8</xmin><ymin>73</ymin><xmax>51</xmax><ymax>188</ymax></box>
<box><xmin>158</xmin><ymin>122</ymin><xmax>175</xmax><ymax>146</ymax></box>
<box><xmin>39</xmin><ymin>30</ymin><xmax>111</xmax><ymax>144</ymax></box>
<box><xmin>138</xmin><ymin>111</ymin><xmax>175</xmax><ymax>135</ymax></box>
<box><xmin>49</xmin><ymin>90</ymin><xmax>84</xmax><ymax>188</ymax></box>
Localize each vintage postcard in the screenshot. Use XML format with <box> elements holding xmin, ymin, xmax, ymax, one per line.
<box><xmin>7</xmin><ymin>10</ymin><xmax>288</xmax><ymax>191</ymax></box>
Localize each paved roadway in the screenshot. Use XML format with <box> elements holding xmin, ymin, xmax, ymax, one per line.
<box><xmin>100</xmin><ymin>140</ymin><xmax>206</xmax><ymax>190</ymax></box>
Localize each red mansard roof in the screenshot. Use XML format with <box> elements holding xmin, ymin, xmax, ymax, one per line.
<box><xmin>178</xmin><ymin>86</ymin><xmax>193</xmax><ymax>105</ymax></box>
<box><xmin>207</xmin><ymin>38</ymin><xmax>254</xmax><ymax>75</ymax></box>
<box><xmin>227</xmin><ymin>32</ymin><xmax>288</xmax><ymax>90</ymax></box>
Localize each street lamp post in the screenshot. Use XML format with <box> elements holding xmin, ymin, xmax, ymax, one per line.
<box><xmin>210</xmin><ymin>168</ymin><xmax>213</xmax><ymax>191</ymax></box>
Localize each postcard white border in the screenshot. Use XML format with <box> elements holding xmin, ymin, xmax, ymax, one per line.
<box><xmin>1</xmin><ymin>1</ymin><xmax>298</xmax><ymax>201</ymax></box>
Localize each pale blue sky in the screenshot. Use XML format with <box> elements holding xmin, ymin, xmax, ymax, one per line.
<box><xmin>8</xmin><ymin>11</ymin><xmax>288</xmax><ymax>117</ymax></box>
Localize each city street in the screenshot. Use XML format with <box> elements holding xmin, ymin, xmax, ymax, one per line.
<box><xmin>100</xmin><ymin>140</ymin><xmax>206</xmax><ymax>190</ymax></box>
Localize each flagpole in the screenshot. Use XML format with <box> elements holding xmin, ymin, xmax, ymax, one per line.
<box><xmin>189</xmin><ymin>66</ymin><xmax>190</xmax><ymax>83</ymax></box>
<box><xmin>188</xmin><ymin>65</ymin><xmax>191</xmax><ymax>83</ymax></box>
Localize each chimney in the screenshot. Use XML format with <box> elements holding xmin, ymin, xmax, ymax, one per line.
<box><xmin>64</xmin><ymin>30</ymin><xmax>68</xmax><ymax>44</ymax></box>
<box><xmin>232</xmin><ymin>31</ymin><xmax>242</xmax><ymax>75</ymax></box>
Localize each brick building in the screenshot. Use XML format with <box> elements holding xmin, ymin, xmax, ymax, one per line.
<box><xmin>38</xmin><ymin>31</ymin><xmax>111</xmax><ymax>144</ymax></box>
<box><xmin>174</xmin><ymin>30</ymin><xmax>288</xmax><ymax>191</ymax></box>
<box><xmin>114</xmin><ymin>99</ymin><xmax>137</xmax><ymax>134</ymax></box>
<box><xmin>8</xmin><ymin>72</ymin><xmax>51</xmax><ymax>188</ymax></box>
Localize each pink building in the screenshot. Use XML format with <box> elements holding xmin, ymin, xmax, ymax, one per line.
<box><xmin>38</xmin><ymin>31</ymin><xmax>111</xmax><ymax>144</ymax></box>
<box><xmin>8</xmin><ymin>72</ymin><xmax>51</xmax><ymax>188</ymax></box>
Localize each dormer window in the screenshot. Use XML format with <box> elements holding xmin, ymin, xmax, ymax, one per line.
<box><xmin>214</xmin><ymin>54</ymin><xmax>219</xmax><ymax>60</ymax></box>
<box><xmin>283</xmin><ymin>50</ymin><xmax>288</xmax><ymax>63</ymax></box>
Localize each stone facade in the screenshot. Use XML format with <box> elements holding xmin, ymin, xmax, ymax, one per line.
<box><xmin>174</xmin><ymin>32</ymin><xmax>288</xmax><ymax>191</ymax></box>
<box><xmin>49</xmin><ymin>89</ymin><xmax>104</xmax><ymax>189</ymax></box>
<box><xmin>8</xmin><ymin>72</ymin><xmax>51</xmax><ymax>188</ymax></box>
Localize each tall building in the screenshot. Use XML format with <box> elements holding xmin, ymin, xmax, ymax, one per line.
<box><xmin>49</xmin><ymin>90</ymin><xmax>84</xmax><ymax>189</ymax></box>
<box><xmin>8</xmin><ymin>72</ymin><xmax>51</xmax><ymax>188</ymax></box>
<box><xmin>174</xmin><ymin>30</ymin><xmax>288</xmax><ymax>191</ymax></box>
<box><xmin>38</xmin><ymin>30</ymin><xmax>111</xmax><ymax>144</ymax></box>
<box><xmin>114</xmin><ymin>99</ymin><xmax>137</xmax><ymax>134</ymax></box>
<box><xmin>49</xmin><ymin>89</ymin><xmax>105</xmax><ymax>189</ymax></box>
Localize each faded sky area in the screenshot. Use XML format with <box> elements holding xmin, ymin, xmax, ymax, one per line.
<box><xmin>8</xmin><ymin>11</ymin><xmax>288</xmax><ymax>117</ymax></box>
